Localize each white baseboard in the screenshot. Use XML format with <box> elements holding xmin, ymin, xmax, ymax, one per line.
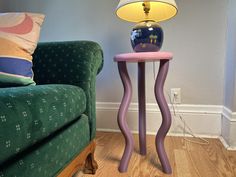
<box><xmin>218</xmin><ymin>136</ymin><xmax>236</xmax><ymax>150</ymax></box>
<box><xmin>96</xmin><ymin>102</ymin><xmax>236</xmax><ymax>150</ymax></box>
<box><xmin>222</xmin><ymin>106</ymin><xmax>236</xmax><ymax>122</ymax></box>
<box><xmin>96</xmin><ymin>102</ymin><xmax>222</xmax><ymax>135</ymax></box>
<box><xmin>221</xmin><ymin>107</ymin><xmax>236</xmax><ymax>150</ymax></box>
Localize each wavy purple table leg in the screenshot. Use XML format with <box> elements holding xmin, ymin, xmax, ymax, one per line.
<box><xmin>138</xmin><ymin>62</ymin><xmax>146</xmax><ymax>155</ymax></box>
<box><xmin>154</xmin><ymin>60</ymin><xmax>172</xmax><ymax>174</ymax></box>
<box><xmin>117</xmin><ymin>61</ymin><xmax>134</xmax><ymax>173</ymax></box>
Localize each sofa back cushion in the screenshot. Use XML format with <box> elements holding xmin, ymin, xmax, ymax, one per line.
<box><xmin>0</xmin><ymin>12</ymin><xmax>45</xmax><ymax>87</ymax></box>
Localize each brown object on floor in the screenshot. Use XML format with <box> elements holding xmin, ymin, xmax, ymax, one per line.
<box><xmin>76</xmin><ymin>132</ymin><xmax>236</xmax><ymax>177</ymax></box>
<box><xmin>57</xmin><ymin>140</ymin><xmax>98</xmax><ymax>177</ymax></box>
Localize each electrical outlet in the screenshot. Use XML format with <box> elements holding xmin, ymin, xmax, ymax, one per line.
<box><xmin>171</xmin><ymin>88</ymin><xmax>181</xmax><ymax>104</ymax></box>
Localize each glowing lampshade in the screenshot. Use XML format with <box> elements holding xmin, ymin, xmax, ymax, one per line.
<box><xmin>116</xmin><ymin>0</ymin><xmax>178</xmax><ymax>22</ymax></box>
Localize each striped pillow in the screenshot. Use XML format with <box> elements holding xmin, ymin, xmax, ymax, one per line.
<box><xmin>0</xmin><ymin>12</ymin><xmax>45</xmax><ymax>86</ymax></box>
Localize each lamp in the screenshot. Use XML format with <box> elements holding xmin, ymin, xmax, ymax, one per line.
<box><xmin>116</xmin><ymin>0</ymin><xmax>178</xmax><ymax>52</ymax></box>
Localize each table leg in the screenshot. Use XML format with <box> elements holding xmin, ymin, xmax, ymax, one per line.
<box><xmin>117</xmin><ymin>61</ymin><xmax>134</xmax><ymax>172</ymax></box>
<box><xmin>138</xmin><ymin>62</ymin><xmax>146</xmax><ymax>155</ymax></box>
<box><xmin>154</xmin><ymin>60</ymin><xmax>172</xmax><ymax>174</ymax></box>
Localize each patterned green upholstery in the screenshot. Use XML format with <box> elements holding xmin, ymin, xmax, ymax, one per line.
<box><xmin>33</xmin><ymin>41</ymin><xmax>103</xmax><ymax>139</ymax></box>
<box><xmin>0</xmin><ymin>114</ymin><xmax>90</xmax><ymax>177</ymax></box>
<box><xmin>0</xmin><ymin>41</ymin><xmax>103</xmax><ymax>177</ymax></box>
<box><xmin>0</xmin><ymin>84</ymin><xmax>86</xmax><ymax>164</ymax></box>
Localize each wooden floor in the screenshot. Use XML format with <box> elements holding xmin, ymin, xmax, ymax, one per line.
<box><xmin>75</xmin><ymin>131</ymin><xmax>236</xmax><ymax>177</ymax></box>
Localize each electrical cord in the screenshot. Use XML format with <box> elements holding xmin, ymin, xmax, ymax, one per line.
<box><xmin>167</xmin><ymin>92</ymin><xmax>209</xmax><ymax>146</ymax></box>
<box><xmin>153</xmin><ymin>61</ymin><xmax>156</xmax><ymax>79</ymax></box>
<box><xmin>152</xmin><ymin>61</ymin><xmax>209</xmax><ymax>146</ymax></box>
<box><xmin>151</xmin><ymin>62</ymin><xmax>209</xmax><ymax>177</ymax></box>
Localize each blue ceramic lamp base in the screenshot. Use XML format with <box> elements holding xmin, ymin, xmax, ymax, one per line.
<box><xmin>131</xmin><ymin>21</ymin><xmax>163</xmax><ymax>52</ymax></box>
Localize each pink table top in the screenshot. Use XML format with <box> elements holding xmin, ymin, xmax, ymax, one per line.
<box><xmin>114</xmin><ymin>52</ymin><xmax>173</xmax><ymax>62</ymax></box>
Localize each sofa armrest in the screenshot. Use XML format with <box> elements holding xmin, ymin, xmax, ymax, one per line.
<box><xmin>33</xmin><ymin>41</ymin><xmax>103</xmax><ymax>139</ymax></box>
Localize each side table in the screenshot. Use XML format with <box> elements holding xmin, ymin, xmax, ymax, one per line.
<box><xmin>114</xmin><ymin>52</ymin><xmax>173</xmax><ymax>174</ymax></box>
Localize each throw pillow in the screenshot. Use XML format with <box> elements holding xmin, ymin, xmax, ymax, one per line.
<box><xmin>0</xmin><ymin>12</ymin><xmax>45</xmax><ymax>86</ymax></box>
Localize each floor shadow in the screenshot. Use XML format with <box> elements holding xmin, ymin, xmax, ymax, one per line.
<box><xmin>106</xmin><ymin>154</ymin><xmax>120</xmax><ymax>163</ymax></box>
<box><xmin>134</xmin><ymin>147</ymin><xmax>140</xmax><ymax>154</ymax></box>
<box><xmin>149</xmin><ymin>154</ymin><xmax>163</xmax><ymax>171</ymax></box>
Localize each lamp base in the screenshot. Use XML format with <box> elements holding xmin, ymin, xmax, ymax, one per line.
<box><xmin>130</xmin><ymin>21</ymin><xmax>163</xmax><ymax>52</ymax></box>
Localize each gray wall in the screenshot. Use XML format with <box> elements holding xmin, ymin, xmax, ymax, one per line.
<box><xmin>0</xmin><ymin>0</ymin><xmax>228</xmax><ymax>106</ymax></box>
<box><xmin>224</xmin><ymin>0</ymin><xmax>236</xmax><ymax>111</ymax></box>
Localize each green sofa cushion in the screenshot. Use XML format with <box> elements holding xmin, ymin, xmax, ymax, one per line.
<box><xmin>0</xmin><ymin>114</ymin><xmax>90</xmax><ymax>177</ymax></box>
<box><xmin>0</xmin><ymin>84</ymin><xmax>86</xmax><ymax>164</ymax></box>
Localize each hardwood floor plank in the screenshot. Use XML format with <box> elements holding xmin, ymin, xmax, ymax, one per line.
<box><xmin>174</xmin><ymin>149</ymin><xmax>196</xmax><ymax>177</ymax></box>
<box><xmin>75</xmin><ymin>132</ymin><xmax>236</xmax><ymax>177</ymax></box>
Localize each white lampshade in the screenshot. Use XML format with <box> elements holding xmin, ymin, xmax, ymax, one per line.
<box><xmin>116</xmin><ymin>0</ymin><xmax>178</xmax><ymax>23</ymax></box>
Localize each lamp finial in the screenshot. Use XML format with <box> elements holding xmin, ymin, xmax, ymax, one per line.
<box><xmin>142</xmin><ymin>1</ymin><xmax>150</xmax><ymax>16</ymax></box>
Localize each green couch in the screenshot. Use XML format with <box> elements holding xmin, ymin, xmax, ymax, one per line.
<box><xmin>0</xmin><ymin>41</ymin><xmax>103</xmax><ymax>177</ymax></box>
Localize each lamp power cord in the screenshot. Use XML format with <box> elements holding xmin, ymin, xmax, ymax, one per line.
<box><xmin>167</xmin><ymin>93</ymin><xmax>209</xmax><ymax>146</ymax></box>
<box><xmin>152</xmin><ymin>61</ymin><xmax>209</xmax><ymax>146</ymax></box>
